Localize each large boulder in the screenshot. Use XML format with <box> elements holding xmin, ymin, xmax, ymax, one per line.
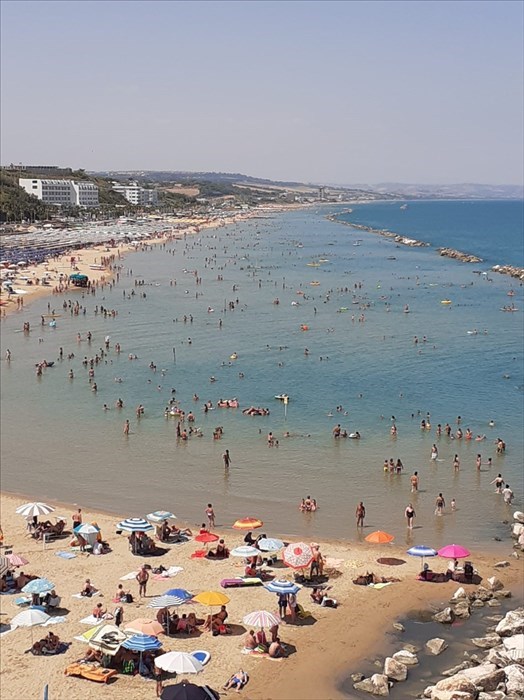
<box><xmin>504</xmin><ymin>663</ymin><xmax>524</xmax><ymax>695</ymax></box>
<box><xmin>487</xmin><ymin>599</ymin><xmax>501</xmax><ymax>607</ymax></box>
<box><xmin>353</xmin><ymin>673</ymin><xmax>390</xmax><ymax>696</ymax></box>
<box><xmin>432</xmin><ymin>675</ymin><xmax>478</xmax><ymax>699</ymax></box>
<box><xmin>434</xmin><ymin>607</ymin><xmax>456</xmax><ymax>624</ymax></box>
<box><xmin>476</xmin><ymin>587</ymin><xmax>494</xmax><ymax>602</ymax></box>
<box><xmin>442</xmin><ymin>662</ymin><xmax>473</xmax><ymax>676</ymax></box>
<box><xmin>383</xmin><ymin>656</ymin><xmax>407</xmax><ymax>681</ymax></box>
<box><xmin>392</xmin><ymin>649</ymin><xmax>419</xmax><ymax>665</ymax></box>
<box><xmin>426</xmin><ymin>638</ymin><xmax>449</xmax><ymax>655</ymax></box>
<box><xmin>459</xmin><ymin>663</ymin><xmax>505</xmax><ymax>691</ymax></box>
<box><xmin>495</xmin><ymin>609</ymin><xmax>524</xmax><ymax>637</ymax></box>
<box><xmin>454</xmin><ymin>601</ymin><xmax>471</xmax><ymax>618</ymax></box>
<box><xmin>484</xmin><ymin>645</ymin><xmax>512</xmax><ymax>668</ymax></box>
<box><xmin>452</xmin><ymin>587</ymin><xmax>468</xmax><ymax>600</ymax></box>
<box><xmin>502</xmin><ymin>633</ymin><xmax>524</xmax><ymax>663</ymax></box>
<box><xmin>486</xmin><ymin>577</ymin><xmax>504</xmax><ymax>592</ymax></box>
<box><xmin>431</xmin><ymin>692</ymin><xmax>478</xmax><ymax>700</ymax></box>
<box><xmin>471</xmin><ymin>634</ymin><xmax>502</xmax><ymax>650</ymax></box>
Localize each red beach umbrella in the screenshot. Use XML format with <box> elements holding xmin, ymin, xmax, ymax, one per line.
<box><xmin>365</xmin><ymin>530</ymin><xmax>395</xmax><ymax>544</ymax></box>
<box><xmin>195</xmin><ymin>532</ymin><xmax>219</xmax><ymax>544</ymax></box>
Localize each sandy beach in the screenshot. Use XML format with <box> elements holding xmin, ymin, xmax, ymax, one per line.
<box><xmin>1</xmin><ymin>492</ymin><xmax>522</xmax><ymax>700</ymax></box>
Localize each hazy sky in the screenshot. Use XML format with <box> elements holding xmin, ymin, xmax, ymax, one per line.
<box><xmin>1</xmin><ymin>0</ymin><xmax>523</xmax><ymax>184</ymax></box>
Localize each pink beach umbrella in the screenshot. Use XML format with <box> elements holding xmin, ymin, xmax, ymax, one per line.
<box><xmin>437</xmin><ymin>544</ymin><xmax>471</xmax><ymax>559</ymax></box>
<box><xmin>7</xmin><ymin>553</ymin><xmax>29</xmax><ymax>567</ymax></box>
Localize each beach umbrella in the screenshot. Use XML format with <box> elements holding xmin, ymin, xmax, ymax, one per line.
<box><xmin>121</xmin><ymin>633</ymin><xmax>163</xmax><ymax>652</ymax></box>
<box><xmin>164</xmin><ymin>588</ymin><xmax>193</xmax><ymax>600</ymax></box>
<box><xmin>155</xmin><ymin>651</ymin><xmax>203</xmax><ymax>674</ymax></box>
<box><xmin>193</xmin><ymin>591</ymin><xmax>229</xmax><ymax>607</ymax></box>
<box><xmin>243</xmin><ymin>610</ymin><xmax>280</xmax><ymax>628</ymax></box>
<box><xmin>232</xmin><ymin>517</ymin><xmax>263</xmax><ymax>530</ymax></box>
<box><xmin>194</xmin><ymin>532</ymin><xmax>219</xmax><ymax>544</ymax></box>
<box><xmin>148</xmin><ymin>595</ymin><xmax>189</xmax><ymax>609</ymax></box>
<box><xmin>161</xmin><ymin>683</ymin><xmax>217</xmax><ymax>700</ymax></box>
<box><xmin>22</xmin><ymin>578</ymin><xmax>54</xmax><ymax>595</ymax></box>
<box><xmin>74</xmin><ymin>523</ymin><xmax>100</xmax><ymax>547</ymax></box>
<box><xmin>0</xmin><ymin>556</ymin><xmax>10</xmax><ymax>578</ymax></box>
<box><xmin>124</xmin><ymin>618</ymin><xmax>163</xmax><ymax>636</ymax></box>
<box><xmin>117</xmin><ymin>517</ymin><xmax>154</xmax><ymax>533</ymax></box>
<box><xmin>365</xmin><ymin>530</ymin><xmax>395</xmax><ymax>544</ymax></box>
<box><xmin>230</xmin><ymin>545</ymin><xmax>262</xmax><ymax>558</ymax></box>
<box><xmin>146</xmin><ymin>510</ymin><xmax>177</xmax><ymax>523</ymax></box>
<box><xmin>437</xmin><ymin>544</ymin><xmax>471</xmax><ymax>559</ymax></box>
<box><xmin>257</xmin><ymin>538</ymin><xmax>284</xmax><ymax>552</ymax></box>
<box><xmin>283</xmin><ymin>542</ymin><xmax>314</xmax><ymax>569</ymax></box>
<box><xmin>6</xmin><ymin>553</ymin><xmax>29</xmax><ymax>568</ymax></box>
<box><xmin>15</xmin><ymin>502</ymin><xmax>55</xmax><ymax>518</ymax></box>
<box><xmin>12</xmin><ymin>607</ymin><xmax>50</xmax><ymax>645</ymax></box>
<box><xmin>407</xmin><ymin>545</ymin><xmax>438</xmax><ymax>567</ymax></box>
<box><xmin>264</xmin><ymin>579</ymin><xmax>301</xmax><ymax>595</ymax></box>
<box><xmin>86</xmin><ymin>623</ymin><xmax>127</xmax><ymax>656</ymax></box>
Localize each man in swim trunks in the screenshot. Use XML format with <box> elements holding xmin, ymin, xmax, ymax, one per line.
<box><xmin>356</xmin><ymin>502</ymin><xmax>365</xmax><ymax>528</ymax></box>
<box><xmin>410</xmin><ymin>471</ymin><xmax>419</xmax><ymax>492</ymax></box>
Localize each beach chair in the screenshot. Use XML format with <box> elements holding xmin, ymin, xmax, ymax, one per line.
<box><xmin>64</xmin><ymin>663</ymin><xmax>118</xmax><ymax>683</ymax></box>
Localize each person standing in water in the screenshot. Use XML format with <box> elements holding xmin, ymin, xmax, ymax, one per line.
<box><xmin>355</xmin><ymin>502</ymin><xmax>366</xmax><ymax>528</ymax></box>
<box><xmin>206</xmin><ymin>503</ymin><xmax>216</xmax><ymax>528</ymax></box>
<box><xmin>123</xmin><ymin>419</ymin><xmax>130</xmax><ymax>435</ymax></box>
<box><xmin>223</xmin><ymin>449</ymin><xmax>231</xmax><ymax>469</ymax></box>
<box><xmin>453</xmin><ymin>454</ymin><xmax>460</xmax><ymax>471</ymax></box>
<box><xmin>430</xmin><ymin>444</ymin><xmax>438</xmax><ymax>461</ymax></box>
<box><xmin>435</xmin><ymin>493</ymin><xmax>445</xmax><ymax>515</ymax></box>
<box><xmin>410</xmin><ymin>471</ymin><xmax>419</xmax><ymax>493</ymax></box>
<box><xmin>491</xmin><ymin>474</ymin><xmax>504</xmax><ymax>493</ymax></box>
<box><xmin>405</xmin><ymin>503</ymin><xmax>415</xmax><ymax>528</ymax></box>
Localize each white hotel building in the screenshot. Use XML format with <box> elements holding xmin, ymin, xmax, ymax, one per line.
<box><xmin>19</xmin><ymin>178</ymin><xmax>99</xmax><ymax>207</ymax></box>
<box><xmin>112</xmin><ymin>182</ymin><xmax>158</xmax><ymax>206</ymax></box>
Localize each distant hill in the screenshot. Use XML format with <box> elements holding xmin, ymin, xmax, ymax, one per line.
<box><xmin>345</xmin><ymin>182</ymin><xmax>524</xmax><ymax>200</ymax></box>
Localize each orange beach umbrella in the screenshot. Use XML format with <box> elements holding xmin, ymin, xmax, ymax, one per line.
<box><xmin>365</xmin><ymin>530</ymin><xmax>394</xmax><ymax>544</ymax></box>
<box><xmin>232</xmin><ymin>517</ymin><xmax>263</xmax><ymax>530</ymax></box>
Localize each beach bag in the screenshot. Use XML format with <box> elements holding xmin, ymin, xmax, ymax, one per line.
<box><xmin>122</xmin><ymin>660</ymin><xmax>135</xmax><ymax>675</ymax></box>
<box><xmin>125</xmin><ymin>593</ymin><xmax>133</xmax><ymax>603</ymax></box>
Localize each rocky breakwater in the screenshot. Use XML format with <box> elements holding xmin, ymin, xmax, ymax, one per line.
<box><xmin>437</xmin><ymin>248</ymin><xmax>483</xmax><ymax>263</ymax></box>
<box><xmin>491</xmin><ymin>264</ymin><xmax>524</xmax><ymax>281</ymax></box>
<box><xmin>326</xmin><ymin>215</ymin><xmax>430</xmax><ymax>248</ymax></box>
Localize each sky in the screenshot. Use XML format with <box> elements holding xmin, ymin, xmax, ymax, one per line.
<box><xmin>1</xmin><ymin>0</ymin><xmax>523</xmax><ymax>185</ymax></box>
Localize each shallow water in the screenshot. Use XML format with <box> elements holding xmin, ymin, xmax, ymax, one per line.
<box><xmin>1</xmin><ymin>206</ymin><xmax>522</xmax><ymax>546</ymax></box>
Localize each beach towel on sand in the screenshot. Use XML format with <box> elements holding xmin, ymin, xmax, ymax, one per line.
<box><xmin>55</xmin><ymin>551</ymin><xmax>76</xmax><ymax>559</ymax></box>
<box><xmin>72</xmin><ymin>590</ymin><xmax>100</xmax><ymax>599</ymax></box>
<box><xmin>368</xmin><ymin>582</ymin><xmax>393</xmax><ymax>589</ymax></box>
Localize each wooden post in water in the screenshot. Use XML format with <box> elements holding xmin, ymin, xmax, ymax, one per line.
<box><xmin>173</xmin><ymin>347</ymin><xmax>176</xmax><ymax>363</ymax></box>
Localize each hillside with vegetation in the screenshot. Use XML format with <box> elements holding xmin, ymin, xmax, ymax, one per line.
<box><xmin>0</xmin><ymin>171</ymin><xmax>48</xmax><ymax>222</ymax></box>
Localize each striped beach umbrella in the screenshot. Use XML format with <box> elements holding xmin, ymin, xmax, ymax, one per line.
<box><xmin>148</xmin><ymin>595</ymin><xmax>189</xmax><ymax>609</ymax></box>
<box><xmin>16</xmin><ymin>502</ymin><xmax>55</xmax><ymax>518</ymax></box>
<box><xmin>164</xmin><ymin>589</ymin><xmax>193</xmax><ymax>600</ymax></box>
<box><xmin>230</xmin><ymin>545</ymin><xmax>262</xmax><ymax>558</ymax></box>
<box><xmin>121</xmin><ymin>633</ymin><xmax>163</xmax><ymax>652</ymax></box>
<box><xmin>257</xmin><ymin>538</ymin><xmax>284</xmax><ymax>552</ymax></box>
<box><xmin>232</xmin><ymin>517</ymin><xmax>263</xmax><ymax>530</ymax></box>
<box><xmin>264</xmin><ymin>579</ymin><xmax>301</xmax><ymax>595</ymax></box>
<box><xmin>154</xmin><ymin>651</ymin><xmax>203</xmax><ymax>674</ymax></box>
<box><xmin>0</xmin><ymin>556</ymin><xmax>10</xmax><ymax>578</ymax></box>
<box><xmin>283</xmin><ymin>542</ymin><xmax>313</xmax><ymax>569</ymax></box>
<box><xmin>146</xmin><ymin>511</ymin><xmax>177</xmax><ymax>523</ymax></box>
<box><xmin>407</xmin><ymin>545</ymin><xmax>438</xmax><ymax>567</ymax></box>
<box><xmin>243</xmin><ymin>610</ymin><xmax>280</xmax><ymax>628</ymax></box>
<box><xmin>117</xmin><ymin>518</ymin><xmax>154</xmax><ymax>533</ymax></box>
<box><xmin>22</xmin><ymin>578</ymin><xmax>55</xmax><ymax>595</ymax></box>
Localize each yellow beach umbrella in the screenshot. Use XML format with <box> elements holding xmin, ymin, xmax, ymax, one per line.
<box><xmin>193</xmin><ymin>591</ymin><xmax>230</xmax><ymax>607</ymax></box>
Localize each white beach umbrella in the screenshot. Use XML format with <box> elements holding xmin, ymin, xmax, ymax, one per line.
<box><xmin>12</xmin><ymin>607</ymin><xmax>50</xmax><ymax>645</ymax></box>
<box><xmin>243</xmin><ymin>610</ymin><xmax>281</xmax><ymax>628</ymax></box>
<box><xmin>15</xmin><ymin>502</ymin><xmax>55</xmax><ymax>518</ymax></box>
<box><xmin>230</xmin><ymin>545</ymin><xmax>262</xmax><ymax>558</ymax></box>
<box><xmin>146</xmin><ymin>511</ymin><xmax>177</xmax><ymax>523</ymax></box>
<box><xmin>154</xmin><ymin>651</ymin><xmax>203</xmax><ymax>674</ymax></box>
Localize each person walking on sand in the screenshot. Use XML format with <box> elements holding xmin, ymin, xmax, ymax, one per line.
<box><xmin>206</xmin><ymin>503</ymin><xmax>215</xmax><ymax>528</ymax></box>
<box><xmin>136</xmin><ymin>565</ymin><xmax>149</xmax><ymax>598</ymax></box>
<box><xmin>405</xmin><ymin>503</ymin><xmax>415</xmax><ymax>529</ymax></box>
<box><xmin>435</xmin><ymin>493</ymin><xmax>445</xmax><ymax>516</ymax></box>
<box><xmin>123</xmin><ymin>419</ymin><xmax>130</xmax><ymax>435</ymax></box>
<box><xmin>223</xmin><ymin>449</ymin><xmax>231</xmax><ymax>469</ymax></box>
<box><xmin>410</xmin><ymin>471</ymin><xmax>419</xmax><ymax>493</ymax></box>
<box><xmin>355</xmin><ymin>501</ymin><xmax>366</xmax><ymax>528</ymax></box>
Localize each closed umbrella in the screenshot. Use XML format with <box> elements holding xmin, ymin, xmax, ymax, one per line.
<box><xmin>243</xmin><ymin>610</ymin><xmax>280</xmax><ymax>628</ymax></box>
<box><xmin>257</xmin><ymin>538</ymin><xmax>284</xmax><ymax>552</ymax></box>
<box><xmin>155</xmin><ymin>651</ymin><xmax>203</xmax><ymax>674</ymax></box>
<box><xmin>437</xmin><ymin>544</ymin><xmax>471</xmax><ymax>559</ymax></box>
<box><xmin>16</xmin><ymin>503</ymin><xmax>55</xmax><ymax>519</ymax></box>
<box><xmin>161</xmin><ymin>683</ymin><xmax>217</xmax><ymax>700</ymax></box>
<box><xmin>147</xmin><ymin>511</ymin><xmax>177</xmax><ymax>523</ymax></box>
<box><xmin>264</xmin><ymin>579</ymin><xmax>301</xmax><ymax>595</ymax></box>
<box><xmin>6</xmin><ymin>553</ymin><xmax>29</xmax><ymax>568</ymax></box>
<box><xmin>117</xmin><ymin>517</ymin><xmax>154</xmax><ymax>533</ymax></box>
<box><xmin>407</xmin><ymin>545</ymin><xmax>438</xmax><ymax>567</ymax></box>
<box><xmin>125</xmin><ymin>618</ymin><xmax>163</xmax><ymax>636</ymax></box>
<box><xmin>22</xmin><ymin>578</ymin><xmax>54</xmax><ymax>595</ymax></box>
<box><xmin>283</xmin><ymin>542</ymin><xmax>313</xmax><ymax>569</ymax></box>
<box><xmin>230</xmin><ymin>545</ymin><xmax>261</xmax><ymax>558</ymax></box>
<box><xmin>232</xmin><ymin>518</ymin><xmax>263</xmax><ymax>530</ymax></box>
<box><xmin>12</xmin><ymin>607</ymin><xmax>50</xmax><ymax>645</ymax></box>
<box><xmin>365</xmin><ymin>530</ymin><xmax>395</xmax><ymax>544</ymax></box>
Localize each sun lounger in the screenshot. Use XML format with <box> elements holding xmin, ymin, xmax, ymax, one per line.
<box><xmin>220</xmin><ymin>578</ymin><xmax>263</xmax><ymax>588</ymax></box>
<box><xmin>64</xmin><ymin>663</ymin><xmax>118</xmax><ymax>683</ymax></box>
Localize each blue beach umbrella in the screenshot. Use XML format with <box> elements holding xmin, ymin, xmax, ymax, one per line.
<box><xmin>257</xmin><ymin>538</ymin><xmax>284</xmax><ymax>552</ymax></box>
<box><xmin>22</xmin><ymin>578</ymin><xmax>55</xmax><ymax>595</ymax></box>
<box><xmin>121</xmin><ymin>633</ymin><xmax>163</xmax><ymax>652</ymax></box>
<box><xmin>164</xmin><ymin>588</ymin><xmax>193</xmax><ymax>600</ymax></box>
<box><xmin>117</xmin><ymin>518</ymin><xmax>154</xmax><ymax>533</ymax></box>
<box><xmin>264</xmin><ymin>579</ymin><xmax>301</xmax><ymax>595</ymax></box>
<box><xmin>407</xmin><ymin>545</ymin><xmax>438</xmax><ymax>567</ymax></box>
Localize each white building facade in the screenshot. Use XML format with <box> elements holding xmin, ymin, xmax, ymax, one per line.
<box><xmin>112</xmin><ymin>182</ymin><xmax>158</xmax><ymax>206</ymax></box>
<box><xmin>19</xmin><ymin>178</ymin><xmax>99</xmax><ymax>207</ymax></box>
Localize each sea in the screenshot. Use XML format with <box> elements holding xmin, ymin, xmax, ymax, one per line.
<box><xmin>1</xmin><ymin>200</ymin><xmax>523</xmax><ymax>551</ymax></box>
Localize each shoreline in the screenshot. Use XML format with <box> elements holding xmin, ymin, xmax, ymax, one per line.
<box><xmin>1</xmin><ymin>491</ymin><xmax>522</xmax><ymax>700</ymax></box>
<box><xmin>327</xmin><ymin>212</ymin><xmax>524</xmax><ymax>280</ymax></box>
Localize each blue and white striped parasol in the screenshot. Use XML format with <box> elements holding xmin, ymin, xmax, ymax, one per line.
<box><xmin>22</xmin><ymin>578</ymin><xmax>55</xmax><ymax>595</ymax></box>
<box><xmin>257</xmin><ymin>538</ymin><xmax>284</xmax><ymax>552</ymax></box>
<box><xmin>264</xmin><ymin>579</ymin><xmax>301</xmax><ymax>595</ymax></box>
<box><xmin>148</xmin><ymin>595</ymin><xmax>189</xmax><ymax>608</ymax></box>
<box><xmin>121</xmin><ymin>633</ymin><xmax>163</xmax><ymax>652</ymax></box>
<box><xmin>407</xmin><ymin>545</ymin><xmax>438</xmax><ymax>566</ymax></box>
<box><xmin>117</xmin><ymin>518</ymin><xmax>154</xmax><ymax>533</ymax></box>
<box><xmin>164</xmin><ymin>588</ymin><xmax>193</xmax><ymax>600</ymax></box>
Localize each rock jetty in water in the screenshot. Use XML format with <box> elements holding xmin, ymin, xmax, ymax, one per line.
<box><xmin>437</xmin><ymin>247</ymin><xmax>483</xmax><ymax>263</ymax></box>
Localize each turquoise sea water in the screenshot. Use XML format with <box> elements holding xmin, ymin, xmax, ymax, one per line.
<box><xmin>1</xmin><ymin>203</ymin><xmax>523</xmax><ymax>550</ymax></box>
